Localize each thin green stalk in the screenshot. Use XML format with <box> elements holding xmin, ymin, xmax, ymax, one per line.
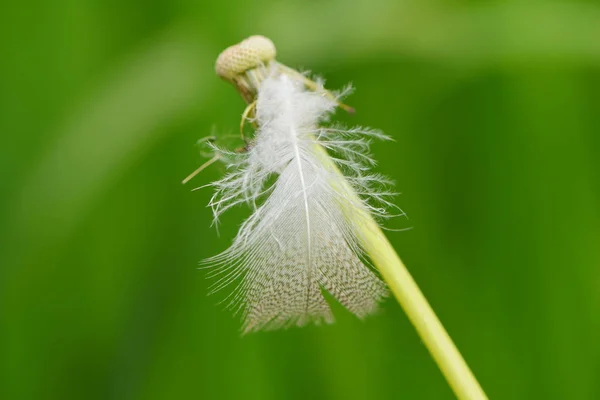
<box><xmin>361</xmin><ymin>221</ymin><xmax>488</xmax><ymax>400</ymax></box>
<box><xmin>314</xmin><ymin>144</ymin><xmax>488</xmax><ymax>400</ymax></box>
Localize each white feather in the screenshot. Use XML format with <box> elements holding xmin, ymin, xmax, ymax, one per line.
<box><xmin>205</xmin><ymin>71</ymin><xmax>393</xmax><ymax>332</ymax></box>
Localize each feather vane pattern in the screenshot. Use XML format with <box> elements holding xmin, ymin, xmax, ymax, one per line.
<box><xmin>205</xmin><ymin>71</ymin><xmax>392</xmax><ymax>332</ymax></box>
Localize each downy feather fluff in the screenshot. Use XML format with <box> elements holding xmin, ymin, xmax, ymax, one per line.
<box><xmin>205</xmin><ymin>71</ymin><xmax>394</xmax><ymax>332</ymax></box>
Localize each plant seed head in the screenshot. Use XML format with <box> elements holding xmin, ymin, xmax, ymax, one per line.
<box><xmin>215</xmin><ymin>35</ymin><xmax>276</xmax><ymax>81</ymax></box>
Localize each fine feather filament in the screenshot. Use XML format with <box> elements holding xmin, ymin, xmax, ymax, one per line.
<box><xmin>205</xmin><ymin>71</ymin><xmax>393</xmax><ymax>332</ymax></box>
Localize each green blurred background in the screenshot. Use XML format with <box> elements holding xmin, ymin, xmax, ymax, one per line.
<box><xmin>1</xmin><ymin>0</ymin><xmax>599</xmax><ymax>399</ymax></box>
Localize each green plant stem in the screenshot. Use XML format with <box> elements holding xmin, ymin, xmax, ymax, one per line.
<box><xmin>314</xmin><ymin>144</ymin><xmax>488</xmax><ymax>400</ymax></box>
<box><xmin>361</xmin><ymin>223</ymin><xmax>488</xmax><ymax>400</ymax></box>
